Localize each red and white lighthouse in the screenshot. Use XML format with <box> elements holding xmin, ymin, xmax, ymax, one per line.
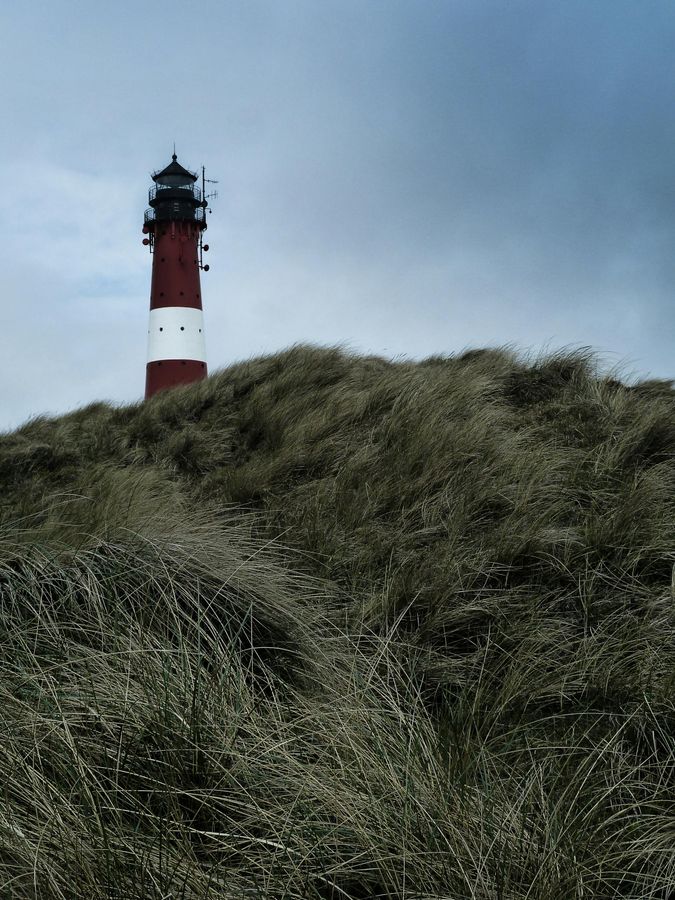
<box><xmin>142</xmin><ymin>153</ymin><xmax>211</xmax><ymax>398</ymax></box>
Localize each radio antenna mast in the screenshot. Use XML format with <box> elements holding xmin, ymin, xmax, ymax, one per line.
<box><xmin>199</xmin><ymin>165</ymin><xmax>218</xmax><ymax>270</ymax></box>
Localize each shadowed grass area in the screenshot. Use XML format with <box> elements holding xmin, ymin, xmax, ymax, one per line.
<box><xmin>0</xmin><ymin>344</ymin><xmax>673</xmax><ymax>898</ymax></box>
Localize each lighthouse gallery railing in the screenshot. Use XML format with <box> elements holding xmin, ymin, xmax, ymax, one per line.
<box><xmin>148</xmin><ymin>184</ymin><xmax>203</xmax><ymax>204</ymax></box>
<box><xmin>144</xmin><ymin>206</ymin><xmax>207</xmax><ymax>226</ymax></box>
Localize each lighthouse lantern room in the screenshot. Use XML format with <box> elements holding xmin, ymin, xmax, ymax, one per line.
<box><xmin>142</xmin><ymin>153</ymin><xmax>211</xmax><ymax>398</ymax></box>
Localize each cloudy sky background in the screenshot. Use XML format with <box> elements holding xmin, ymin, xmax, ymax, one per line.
<box><xmin>2</xmin><ymin>0</ymin><xmax>675</xmax><ymax>431</ymax></box>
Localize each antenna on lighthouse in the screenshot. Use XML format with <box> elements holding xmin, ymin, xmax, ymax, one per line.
<box><xmin>199</xmin><ymin>164</ymin><xmax>218</xmax><ymax>272</ymax></box>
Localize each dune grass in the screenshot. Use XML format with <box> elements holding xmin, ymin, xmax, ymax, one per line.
<box><xmin>0</xmin><ymin>344</ymin><xmax>673</xmax><ymax>898</ymax></box>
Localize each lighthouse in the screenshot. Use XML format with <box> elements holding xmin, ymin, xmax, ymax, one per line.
<box><xmin>142</xmin><ymin>153</ymin><xmax>211</xmax><ymax>398</ymax></box>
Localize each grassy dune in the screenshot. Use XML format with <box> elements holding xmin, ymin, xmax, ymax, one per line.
<box><xmin>0</xmin><ymin>344</ymin><xmax>673</xmax><ymax>898</ymax></box>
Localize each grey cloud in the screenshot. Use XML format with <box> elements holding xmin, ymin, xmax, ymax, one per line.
<box><xmin>1</xmin><ymin>0</ymin><xmax>674</xmax><ymax>430</ymax></box>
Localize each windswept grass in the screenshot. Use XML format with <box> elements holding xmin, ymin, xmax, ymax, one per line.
<box><xmin>0</xmin><ymin>344</ymin><xmax>673</xmax><ymax>897</ymax></box>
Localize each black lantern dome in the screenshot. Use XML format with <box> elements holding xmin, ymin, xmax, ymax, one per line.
<box><xmin>153</xmin><ymin>153</ymin><xmax>197</xmax><ymax>187</ymax></box>
<box><xmin>145</xmin><ymin>153</ymin><xmax>206</xmax><ymax>227</ymax></box>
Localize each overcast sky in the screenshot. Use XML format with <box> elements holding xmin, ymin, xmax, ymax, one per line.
<box><xmin>2</xmin><ymin>0</ymin><xmax>674</xmax><ymax>431</ymax></box>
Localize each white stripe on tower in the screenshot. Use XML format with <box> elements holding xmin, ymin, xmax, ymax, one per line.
<box><xmin>147</xmin><ymin>306</ymin><xmax>207</xmax><ymax>363</ymax></box>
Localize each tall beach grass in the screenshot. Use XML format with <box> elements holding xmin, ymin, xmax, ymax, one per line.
<box><xmin>0</xmin><ymin>344</ymin><xmax>673</xmax><ymax>898</ymax></box>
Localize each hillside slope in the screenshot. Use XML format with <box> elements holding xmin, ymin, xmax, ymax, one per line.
<box><xmin>0</xmin><ymin>345</ymin><xmax>674</xmax><ymax>899</ymax></box>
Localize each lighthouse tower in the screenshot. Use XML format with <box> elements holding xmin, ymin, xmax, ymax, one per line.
<box><xmin>142</xmin><ymin>153</ymin><xmax>211</xmax><ymax>399</ymax></box>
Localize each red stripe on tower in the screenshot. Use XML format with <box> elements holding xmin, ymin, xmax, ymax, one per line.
<box><xmin>142</xmin><ymin>153</ymin><xmax>212</xmax><ymax>399</ymax></box>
